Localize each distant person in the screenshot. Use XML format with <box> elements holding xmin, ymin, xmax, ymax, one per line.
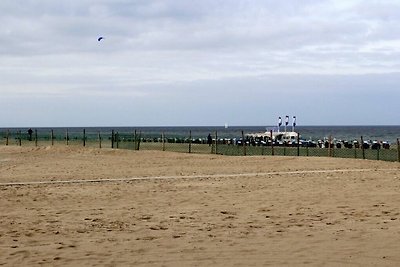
<box><xmin>207</xmin><ymin>133</ymin><xmax>212</xmax><ymax>146</ymax></box>
<box><xmin>28</xmin><ymin>128</ymin><xmax>33</xmax><ymax>141</ymax></box>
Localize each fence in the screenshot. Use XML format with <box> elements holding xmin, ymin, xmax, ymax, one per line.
<box><xmin>1</xmin><ymin>128</ymin><xmax>400</xmax><ymax>162</ymax></box>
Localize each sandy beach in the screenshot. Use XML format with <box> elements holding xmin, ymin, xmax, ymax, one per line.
<box><xmin>1</xmin><ymin>146</ymin><xmax>400</xmax><ymax>266</ymax></box>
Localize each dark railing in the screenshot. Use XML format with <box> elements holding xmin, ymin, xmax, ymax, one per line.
<box><xmin>1</xmin><ymin>129</ymin><xmax>399</xmax><ymax>162</ymax></box>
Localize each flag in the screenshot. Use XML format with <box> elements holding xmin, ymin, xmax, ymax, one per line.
<box><xmin>278</xmin><ymin>117</ymin><xmax>282</xmax><ymax>127</ymax></box>
<box><xmin>293</xmin><ymin>116</ymin><xmax>296</xmax><ymax>127</ymax></box>
<box><xmin>285</xmin><ymin>115</ymin><xmax>289</xmax><ymax>126</ymax></box>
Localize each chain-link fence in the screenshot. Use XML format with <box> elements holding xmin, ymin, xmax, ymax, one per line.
<box><xmin>1</xmin><ymin>128</ymin><xmax>399</xmax><ymax>162</ymax></box>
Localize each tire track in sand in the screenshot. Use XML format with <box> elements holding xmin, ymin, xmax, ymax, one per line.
<box><xmin>0</xmin><ymin>168</ymin><xmax>398</xmax><ymax>187</ymax></box>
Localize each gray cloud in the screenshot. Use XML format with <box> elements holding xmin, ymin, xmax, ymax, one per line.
<box><xmin>1</xmin><ymin>0</ymin><xmax>400</xmax><ymax>126</ymax></box>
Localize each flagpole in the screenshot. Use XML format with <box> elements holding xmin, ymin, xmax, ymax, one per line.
<box><xmin>278</xmin><ymin>117</ymin><xmax>282</xmax><ymax>132</ymax></box>
<box><xmin>285</xmin><ymin>115</ymin><xmax>289</xmax><ymax>134</ymax></box>
<box><xmin>292</xmin><ymin>116</ymin><xmax>296</xmax><ymax>132</ymax></box>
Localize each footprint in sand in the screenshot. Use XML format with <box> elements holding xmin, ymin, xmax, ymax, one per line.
<box><xmin>222</xmin><ymin>215</ymin><xmax>236</xmax><ymax>221</ymax></box>
<box><xmin>149</xmin><ymin>225</ymin><xmax>168</xmax><ymax>230</ymax></box>
<box><xmin>172</xmin><ymin>234</ymin><xmax>185</xmax><ymax>238</ymax></box>
<box><xmin>139</xmin><ymin>215</ymin><xmax>152</xmax><ymax>221</ymax></box>
<box><xmin>8</xmin><ymin>250</ymin><xmax>30</xmax><ymax>261</ymax></box>
<box><xmin>220</xmin><ymin>210</ymin><xmax>236</xmax><ymax>215</ymax></box>
<box><xmin>136</xmin><ymin>236</ymin><xmax>158</xmax><ymax>241</ymax></box>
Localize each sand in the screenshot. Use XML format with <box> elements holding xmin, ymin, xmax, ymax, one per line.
<box><xmin>1</xmin><ymin>146</ymin><xmax>400</xmax><ymax>266</ymax></box>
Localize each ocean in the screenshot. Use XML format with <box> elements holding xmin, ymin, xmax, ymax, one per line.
<box><xmin>1</xmin><ymin>126</ymin><xmax>400</xmax><ymax>144</ymax></box>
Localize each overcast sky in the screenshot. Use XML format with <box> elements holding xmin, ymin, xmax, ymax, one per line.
<box><xmin>1</xmin><ymin>0</ymin><xmax>400</xmax><ymax>127</ymax></box>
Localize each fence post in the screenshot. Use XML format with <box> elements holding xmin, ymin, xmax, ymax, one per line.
<box><xmin>283</xmin><ymin>141</ymin><xmax>286</xmax><ymax>156</ymax></box>
<box><xmin>35</xmin><ymin>129</ymin><xmax>38</xmax><ymax>147</ymax></box>
<box><xmin>116</xmin><ymin>132</ymin><xmax>119</xmax><ymax>149</ymax></box>
<box><xmin>111</xmin><ymin>130</ymin><xmax>115</xmax><ymax>148</ymax></box>
<box><xmin>133</xmin><ymin>130</ymin><xmax>136</xmax><ymax>150</ymax></box>
<box><xmin>51</xmin><ymin>129</ymin><xmax>54</xmax><ymax>146</ymax></box>
<box><xmin>215</xmin><ymin>131</ymin><xmax>218</xmax><ymax>154</ymax></box>
<box><xmin>137</xmin><ymin>131</ymin><xmax>141</xmax><ymax>150</ymax></box>
<box><xmin>270</xmin><ymin>130</ymin><xmax>274</xmax><ymax>156</ymax></box>
<box><xmin>328</xmin><ymin>135</ymin><xmax>332</xmax><ymax>157</ymax></box>
<box><xmin>210</xmin><ymin>134</ymin><xmax>213</xmax><ymax>154</ymax></box>
<box><xmin>297</xmin><ymin>132</ymin><xmax>300</xmax><ymax>156</ymax></box>
<box><xmin>66</xmin><ymin>129</ymin><xmax>69</xmax><ymax>146</ymax></box>
<box><xmin>242</xmin><ymin>131</ymin><xmax>246</xmax><ymax>156</ymax></box>
<box><xmin>98</xmin><ymin>132</ymin><xmax>102</xmax><ymax>149</ymax></box>
<box><xmin>18</xmin><ymin>130</ymin><xmax>22</xmax><ymax>146</ymax></box>
<box><xmin>6</xmin><ymin>130</ymin><xmax>9</xmax><ymax>146</ymax></box>
<box><xmin>397</xmin><ymin>138</ymin><xmax>400</xmax><ymax>163</ymax></box>
<box><xmin>162</xmin><ymin>132</ymin><xmax>166</xmax><ymax>151</ymax></box>
<box><xmin>189</xmin><ymin>130</ymin><xmax>192</xmax><ymax>153</ymax></box>
<box><xmin>83</xmin><ymin>128</ymin><xmax>86</xmax><ymax>147</ymax></box>
<box><xmin>361</xmin><ymin>136</ymin><xmax>365</xmax><ymax>160</ymax></box>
